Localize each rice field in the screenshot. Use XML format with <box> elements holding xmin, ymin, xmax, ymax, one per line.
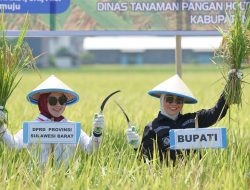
<box><xmin>0</xmin><ymin>64</ymin><xmax>249</xmax><ymax>190</ymax></box>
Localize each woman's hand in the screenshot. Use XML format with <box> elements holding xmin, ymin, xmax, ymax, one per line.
<box><xmin>228</xmin><ymin>69</ymin><xmax>243</xmax><ymax>79</ymax></box>
<box><xmin>126</xmin><ymin>126</ymin><xmax>140</xmax><ymax>149</ymax></box>
<box><xmin>92</xmin><ymin>113</ymin><xmax>104</xmax><ymax>137</ymax></box>
<box><xmin>0</xmin><ymin>106</ymin><xmax>6</xmax><ymax>125</ymax></box>
<box><xmin>0</xmin><ymin>106</ymin><xmax>6</xmax><ymax>136</ymax></box>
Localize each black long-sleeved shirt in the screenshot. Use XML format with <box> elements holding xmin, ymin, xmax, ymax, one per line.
<box><xmin>140</xmin><ymin>94</ymin><xmax>228</xmax><ymax>162</ymax></box>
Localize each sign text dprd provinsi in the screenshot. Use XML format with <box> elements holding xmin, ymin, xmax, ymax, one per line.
<box><xmin>23</xmin><ymin>122</ymin><xmax>81</xmax><ymax>144</ymax></box>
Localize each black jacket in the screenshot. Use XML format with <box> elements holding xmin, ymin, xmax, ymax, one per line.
<box><xmin>140</xmin><ymin>94</ymin><xmax>228</xmax><ymax>162</ymax></box>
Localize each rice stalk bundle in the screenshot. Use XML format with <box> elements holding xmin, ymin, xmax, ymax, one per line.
<box><xmin>0</xmin><ymin>13</ymin><xmax>37</xmax><ymax>124</ymax></box>
<box><xmin>215</xmin><ymin>3</ymin><xmax>250</xmax><ymax>106</ymax></box>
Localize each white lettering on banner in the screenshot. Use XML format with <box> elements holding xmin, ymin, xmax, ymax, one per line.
<box><xmin>3</xmin><ymin>0</ymin><xmax>250</xmax><ymax>34</ymax></box>
<box><xmin>182</xmin><ymin>2</ymin><xmax>224</xmax><ymax>11</ymax></box>
<box><xmin>130</xmin><ymin>2</ymin><xmax>179</xmax><ymax>11</ymax></box>
<box><xmin>0</xmin><ymin>0</ymin><xmax>64</xmax><ymax>12</ymax></box>
<box><xmin>190</xmin><ymin>15</ymin><xmax>228</xmax><ymax>24</ymax></box>
<box><xmin>0</xmin><ymin>3</ymin><xmax>21</xmax><ymax>11</ymax></box>
<box><xmin>225</xmin><ymin>2</ymin><xmax>250</xmax><ymax>10</ymax></box>
<box><xmin>95</xmin><ymin>1</ymin><xmax>250</xmax><ymax>26</ymax></box>
<box><xmin>23</xmin><ymin>0</ymin><xmax>62</xmax><ymax>3</ymax></box>
<box><xmin>96</xmin><ymin>1</ymin><xmax>250</xmax><ymax>13</ymax></box>
<box><xmin>97</xmin><ymin>2</ymin><xmax>128</xmax><ymax>12</ymax></box>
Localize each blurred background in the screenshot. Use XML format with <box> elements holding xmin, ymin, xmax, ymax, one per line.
<box><xmin>24</xmin><ymin>36</ymin><xmax>222</xmax><ymax>68</ymax></box>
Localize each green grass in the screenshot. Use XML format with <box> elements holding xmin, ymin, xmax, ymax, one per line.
<box><xmin>0</xmin><ymin>64</ymin><xmax>249</xmax><ymax>189</ymax></box>
<box><xmin>31</xmin><ymin>64</ymin><xmax>219</xmax><ymax>74</ymax></box>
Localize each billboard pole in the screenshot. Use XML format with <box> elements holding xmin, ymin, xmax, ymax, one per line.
<box><xmin>175</xmin><ymin>35</ymin><xmax>182</xmax><ymax>77</ymax></box>
<box><xmin>50</xmin><ymin>15</ymin><xmax>56</xmax><ymax>31</ymax></box>
<box><xmin>175</xmin><ymin>0</ymin><xmax>182</xmax><ymax>78</ymax></box>
<box><xmin>50</xmin><ymin>2</ymin><xmax>56</xmax><ymax>31</ymax></box>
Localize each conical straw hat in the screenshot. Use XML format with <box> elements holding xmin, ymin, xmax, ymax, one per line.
<box><xmin>148</xmin><ymin>74</ymin><xmax>197</xmax><ymax>104</ymax></box>
<box><xmin>27</xmin><ymin>75</ymin><xmax>79</xmax><ymax>105</ymax></box>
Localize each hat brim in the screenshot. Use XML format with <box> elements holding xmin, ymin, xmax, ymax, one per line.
<box><xmin>27</xmin><ymin>88</ymin><xmax>79</xmax><ymax>105</ymax></box>
<box><xmin>148</xmin><ymin>90</ymin><xmax>197</xmax><ymax>104</ymax></box>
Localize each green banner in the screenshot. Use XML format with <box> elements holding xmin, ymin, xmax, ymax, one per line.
<box><xmin>2</xmin><ymin>0</ymin><xmax>249</xmax><ymax>36</ymax></box>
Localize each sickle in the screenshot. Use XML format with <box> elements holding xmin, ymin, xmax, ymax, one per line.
<box><xmin>100</xmin><ymin>90</ymin><xmax>121</xmax><ymax>113</ymax></box>
<box><xmin>115</xmin><ymin>101</ymin><xmax>130</xmax><ymax>124</ymax></box>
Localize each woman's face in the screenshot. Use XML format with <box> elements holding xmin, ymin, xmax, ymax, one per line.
<box><xmin>47</xmin><ymin>92</ymin><xmax>67</xmax><ymax>118</ymax></box>
<box><xmin>163</xmin><ymin>95</ymin><xmax>184</xmax><ymax>116</ymax></box>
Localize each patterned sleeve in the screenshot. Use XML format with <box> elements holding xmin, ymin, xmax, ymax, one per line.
<box><xmin>197</xmin><ymin>94</ymin><xmax>228</xmax><ymax>128</ymax></box>
<box><xmin>140</xmin><ymin>122</ymin><xmax>156</xmax><ymax>160</ymax></box>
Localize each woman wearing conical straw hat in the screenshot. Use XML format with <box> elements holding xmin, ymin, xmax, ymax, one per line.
<box><xmin>0</xmin><ymin>75</ymin><xmax>104</xmax><ymax>167</ymax></box>
<box><xmin>126</xmin><ymin>71</ymin><xmax>241</xmax><ymax>163</ymax></box>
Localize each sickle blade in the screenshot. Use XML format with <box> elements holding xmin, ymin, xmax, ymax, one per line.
<box><xmin>100</xmin><ymin>90</ymin><xmax>121</xmax><ymax>112</ymax></box>
<box><xmin>115</xmin><ymin>101</ymin><xmax>130</xmax><ymax>124</ymax></box>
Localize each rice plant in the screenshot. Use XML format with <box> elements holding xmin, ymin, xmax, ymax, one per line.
<box><xmin>0</xmin><ymin>13</ymin><xmax>37</xmax><ymax>124</ymax></box>
<box><xmin>215</xmin><ymin>3</ymin><xmax>250</xmax><ymax>106</ymax></box>
<box><xmin>0</xmin><ymin>65</ymin><xmax>249</xmax><ymax>189</ymax></box>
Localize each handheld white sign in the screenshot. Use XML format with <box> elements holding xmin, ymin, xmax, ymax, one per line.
<box><xmin>23</xmin><ymin>122</ymin><xmax>81</xmax><ymax>144</ymax></box>
<box><xmin>170</xmin><ymin>128</ymin><xmax>226</xmax><ymax>150</ymax></box>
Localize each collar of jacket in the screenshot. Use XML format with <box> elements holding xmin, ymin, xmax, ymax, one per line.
<box><xmin>157</xmin><ymin>112</ymin><xmax>182</xmax><ymax>122</ymax></box>
<box><xmin>37</xmin><ymin>114</ymin><xmax>51</xmax><ymax>121</ymax></box>
<box><xmin>37</xmin><ymin>114</ymin><xmax>67</xmax><ymax>122</ymax></box>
